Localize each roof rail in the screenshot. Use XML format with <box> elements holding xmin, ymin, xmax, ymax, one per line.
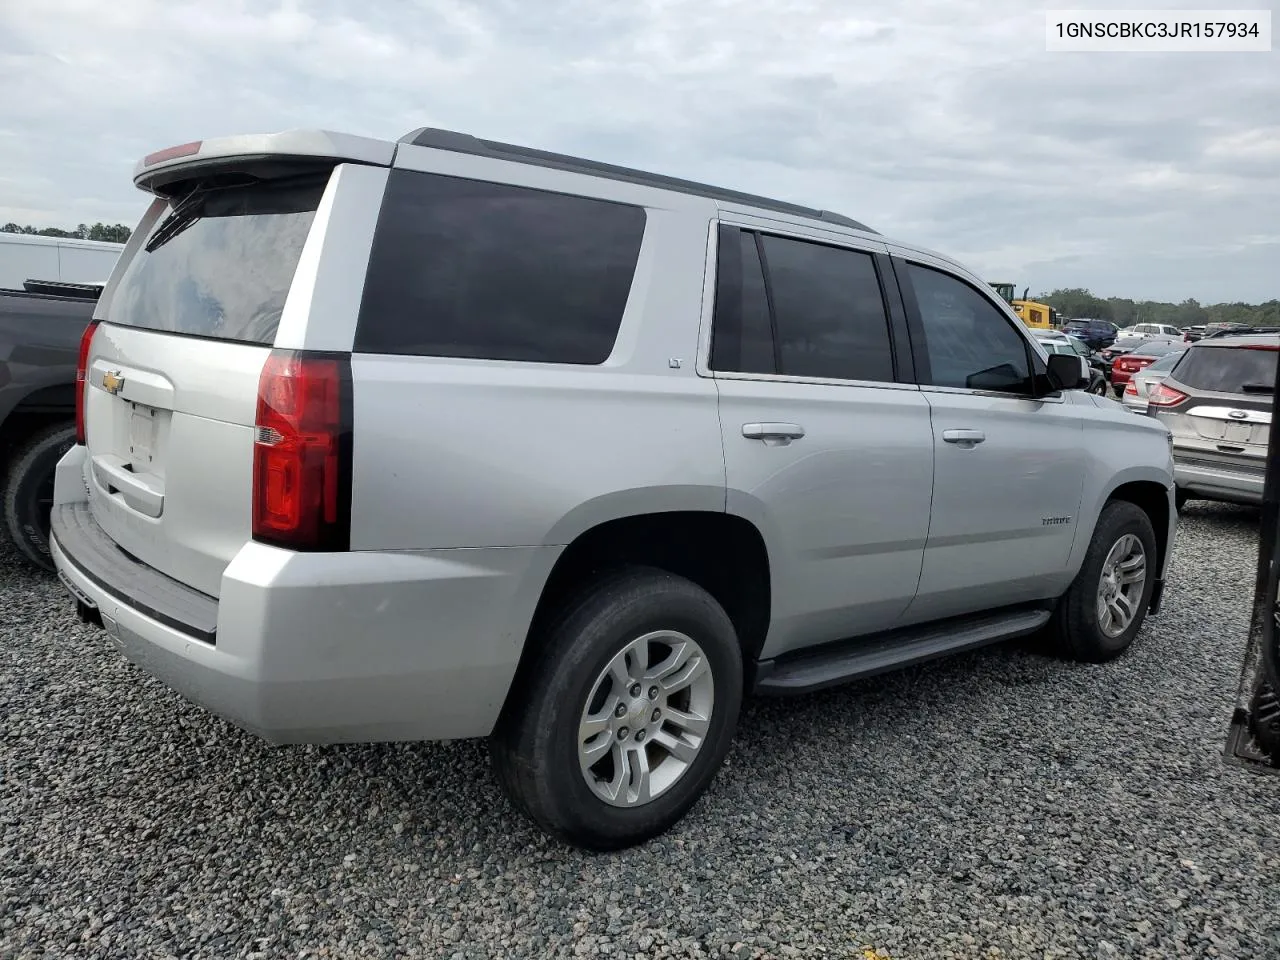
<box><xmin>398</xmin><ymin>127</ymin><xmax>877</xmax><ymax>234</ymax></box>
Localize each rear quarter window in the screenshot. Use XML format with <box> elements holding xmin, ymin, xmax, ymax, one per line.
<box><xmin>354</xmin><ymin>170</ymin><xmax>646</xmax><ymax>364</ymax></box>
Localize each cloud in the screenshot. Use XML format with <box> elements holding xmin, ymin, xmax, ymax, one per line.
<box><xmin>0</xmin><ymin>0</ymin><xmax>1273</xmax><ymax>302</ymax></box>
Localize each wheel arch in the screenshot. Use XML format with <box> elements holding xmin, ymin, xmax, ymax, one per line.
<box><xmin>1102</xmin><ymin>476</ymin><xmax>1175</xmax><ymax>590</ymax></box>
<box><xmin>499</xmin><ymin>508</ymin><xmax>773</xmax><ymax>724</ymax></box>
<box><xmin>0</xmin><ymin>383</ymin><xmax>76</xmax><ymax>456</ymax></box>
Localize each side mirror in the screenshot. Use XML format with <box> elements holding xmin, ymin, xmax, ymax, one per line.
<box><xmin>1046</xmin><ymin>352</ymin><xmax>1091</xmax><ymax>392</ymax></box>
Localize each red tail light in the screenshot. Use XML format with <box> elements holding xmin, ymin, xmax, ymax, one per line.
<box><xmin>252</xmin><ymin>350</ymin><xmax>352</xmax><ymax>552</ymax></box>
<box><xmin>74</xmin><ymin>320</ymin><xmax>100</xmax><ymax>445</ymax></box>
<box><xmin>1124</xmin><ymin>379</ymin><xmax>1138</xmax><ymax>396</ymax></box>
<box><xmin>1148</xmin><ymin>383</ymin><xmax>1188</xmax><ymax>407</ymax></box>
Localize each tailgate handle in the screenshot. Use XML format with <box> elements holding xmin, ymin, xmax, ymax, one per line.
<box><xmin>91</xmin><ymin>455</ymin><xmax>164</xmax><ymax>518</ymax></box>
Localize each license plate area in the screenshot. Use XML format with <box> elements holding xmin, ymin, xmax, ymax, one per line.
<box><xmin>128</xmin><ymin>403</ymin><xmax>159</xmax><ymax>471</ymax></box>
<box><xmin>1224</xmin><ymin>421</ymin><xmax>1252</xmax><ymax>443</ymax></box>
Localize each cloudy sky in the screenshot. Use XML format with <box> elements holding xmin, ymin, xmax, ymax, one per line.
<box><xmin>0</xmin><ymin>0</ymin><xmax>1275</xmax><ymax>303</ymax></box>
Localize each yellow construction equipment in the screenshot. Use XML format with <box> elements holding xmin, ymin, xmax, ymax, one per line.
<box><xmin>990</xmin><ymin>282</ymin><xmax>1059</xmax><ymax>330</ymax></box>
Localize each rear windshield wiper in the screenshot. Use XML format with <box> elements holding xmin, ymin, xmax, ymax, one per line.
<box><xmin>1240</xmin><ymin>383</ymin><xmax>1274</xmax><ymax>393</ymax></box>
<box><xmin>144</xmin><ymin>185</ymin><xmax>212</xmax><ymax>253</ymax></box>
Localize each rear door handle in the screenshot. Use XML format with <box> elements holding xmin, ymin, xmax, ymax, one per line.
<box><xmin>942</xmin><ymin>428</ymin><xmax>985</xmax><ymax>447</ymax></box>
<box><xmin>742</xmin><ymin>422</ymin><xmax>806</xmax><ymax>444</ymax></box>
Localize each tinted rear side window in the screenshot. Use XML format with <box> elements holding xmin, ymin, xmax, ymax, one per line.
<box><xmin>107</xmin><ymin>174</ymin><xmax>327</xmax><ymax>345</ymax></box>
<box><xmin>355</xmin><ymin>171</ymin><xmax>646</xmax><ymax>364</ymax></box>
<box><xmin>1173</xmin><ymin>345</ymin><xmax>1279</xmax><ymax>394</ymax></box>
<box><xmin>760</xmin><ymin>235</ymin><xmax>894</xmax><ymax>382</ymax></box>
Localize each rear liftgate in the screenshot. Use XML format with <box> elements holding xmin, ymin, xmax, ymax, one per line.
<box><xmin>1224</xmin><ymin>343</ymin><xmax>1280</xmax><ymax>771</ymax></box>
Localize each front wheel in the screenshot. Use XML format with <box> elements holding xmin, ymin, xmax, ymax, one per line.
<box><xmin>1050</xmin><ymin>500</ymin><xmax>1157</xmax><ymax>663</ymax></box>
<box><xmin>490</xmin><ymin>568</ymin><xmax>743</xmax><ymax>851</ymax></box>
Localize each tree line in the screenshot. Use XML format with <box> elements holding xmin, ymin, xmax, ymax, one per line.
<box><xmin>2</xmin><ymin>222</ymin><xmax>132</xmax><ymax>243</ymax></box>
<box><xmin>1038</xmin><ymin>287</ymin><xmax>1280</xmax><ymax>328</ymax></box>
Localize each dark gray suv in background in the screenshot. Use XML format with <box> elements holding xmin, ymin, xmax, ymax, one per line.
<box><xmin>1144</xmin><ymin>333</ymin><xmax>1277</xmax><ymax>510</ymax></box>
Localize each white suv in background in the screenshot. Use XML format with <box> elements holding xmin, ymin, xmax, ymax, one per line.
<box><xmin>52</xmin><ymin>128</ymin><xmax>1178</xmax><ymax>850</ymax></box>
<box><xmin>1128</xmin><ymin>323</ymin><xmax>1183</xmax><ymax>339</ymax></box>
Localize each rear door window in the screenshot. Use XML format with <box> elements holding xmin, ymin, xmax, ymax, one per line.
<box><xmin>710</xmin><ymin>228</ymin><xmax>897</xmax><ymax>383</ymax></box>
<box><xmin>759</xmin><ymin>235</ymin><xmax>895</xmax><ymax>382</ymax></box>
<box><xmin>106</xmin><ymin>173</ymin><xmax>328</xmax><ymax>345</ymax></box>
<box><xmin>1173</xmin><ymin>345</ymin><xmax>1279</xmax><ymax>394</ymax></box>
<box><xmin>355</xmin><ymin>170</ymin><xmax>646</xmax><ymax>364</ymax></box>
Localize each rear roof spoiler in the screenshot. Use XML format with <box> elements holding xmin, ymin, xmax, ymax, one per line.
<box><xmin>133</xmin><ymin>130</ymin><xmax>395</xmax><ymax>195</ymax></box>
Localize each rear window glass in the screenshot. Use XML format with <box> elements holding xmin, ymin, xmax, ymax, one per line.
<box><xmin>354</xmin><ymin>170</ymin><xmax>646</xmax><ymax>364</ymax></box>
<box><xmin>1131</xmin><ymin>340</ymin><xmax>1183</xmax><ymax>358</ymax></box>
<box><xmin>106</xmin><ymin>174</ymin><xmax>326</xmax><ymax>345</ymax></box>
<box><xmin>1144</xmin><ymin>351</ymin><xmax>1184</xmax><ymax>372</ymax></box>
<box><xmin>1173</xmin><ymin>344</ymin><xmax>1279</xmax><ymax>394</ymax></box>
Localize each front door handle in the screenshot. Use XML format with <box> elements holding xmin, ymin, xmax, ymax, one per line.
<box><xmin>742</xmin><ymin>422</ymin><xmax>806</xmax><ymax>445</ymax></box>
<box><xmin>942</xmin><ymin>428</ymin><xmax>985</xmax><ymax>447</ymax></box>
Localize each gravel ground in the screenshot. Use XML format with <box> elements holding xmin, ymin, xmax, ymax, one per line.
<box><xmin>3</xmin><ymin>503</ymin><xmax>1279</xmax><ymax>960</ymax></box>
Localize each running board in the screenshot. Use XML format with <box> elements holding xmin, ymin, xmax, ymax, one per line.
<box><xmin>754</xmin><ymin>606</ymin><xmax>1052</xmax><ymax>696</ymax></box>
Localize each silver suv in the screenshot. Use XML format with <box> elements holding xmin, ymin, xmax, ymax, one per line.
<box><xmin>1144</xmin><ymin>332</ymin><xmax>1277</xmax><ymax>509</ymax></box>
<box><xmin>51</xmin><ymin>128</ymin><xmax>1178</xmax><ymax>850</ymax></box>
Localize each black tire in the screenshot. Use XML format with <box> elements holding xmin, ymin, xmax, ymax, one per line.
<box><xmin>1175</xmin><ymin>489</ymin><xmax>1190</xmax><ymax>512</ymax></box>
<box><xmin>490</xmin><ymin>567</ymin><xmax>743</xmax><ymax>851</ymax></box>
<box><xmin>1050</xmin><ymin>500</ymin><xmax>1157</xmax><ymax>663</ymax></box>
<box><xmin>3</xmin><ymin>422</ymin><xmax>76</xmax><ymax>571</ymax></box>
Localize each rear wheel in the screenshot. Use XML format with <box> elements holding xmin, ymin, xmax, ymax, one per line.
<box><xmin>3</xmin><ymin>423</ymin><xmax>76</xmax><ymax>571</ymax></box>
<box><xmin>490</xmin><ymin>567</ymin><xmax>743</xmax><ymax>851</ymax></box>
<box><xmin>1050</xmin><ymin>500</ymin><xmax>1157</xmax><ymax>663</ymax></box>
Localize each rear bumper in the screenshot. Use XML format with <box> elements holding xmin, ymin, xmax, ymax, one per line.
<box><xmin>50</xmin><ymin>469</ymin><xmax>555</xmax><ymax>745</ymax></box>
<box><xmin>1173</xmin><ymin>451</ymin><xmax>1264</xmax><ymax>506</ymax></box>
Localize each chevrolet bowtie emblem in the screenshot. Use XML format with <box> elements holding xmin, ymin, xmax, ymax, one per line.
<box><xmin>101</xmin><ymin>370</ymin><xmax>125</xmax><ymax>395</ymax></box>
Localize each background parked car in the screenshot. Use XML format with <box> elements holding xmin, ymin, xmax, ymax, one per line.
<box><xmin>0</xmin><ymin>279</ymin><xmax>101</xmax><ymax>569</ymax></box>
<box><xmin>1126</xmin><ymin>322</ymin><xmax>1182</xmax><ymax>340</ymax></box>
<box><xmin>1101</xmin><ymin>334</ymin><xmax>1178</xmax><ymax>364</ymax></box>
<box><xmin>1143</xmin><ymin>332</ymin><xmax>1278</xmax><ymax>510</ymax></box>
<box><xmin>1121</xmin><ymin>349</ymin><xmax>1187</xmax><ymax>413</ymax></box>
<box><xmin>1182</xmin><ymin>325</ymin><xmax>1207</xmax><ymax>343</ymax></box>
<box><xmin>1063</xmin><ymin>318</ymin><xmax>1119</xmax><ymax>351</ymax></box>
<box><xmin>1203</xmin><ymin>324</ymin><xmax>1280</xmax><ymax>341</ymax></box>
<box><xmin>1032</xmin><ymin>330</ymin><xmax>1109</xmax><ymax>395</ymax></box>
<box><xmin>1109</xmin><ymin>339</ymin><xmax>1187</xmax><ymax>396</ymax></box>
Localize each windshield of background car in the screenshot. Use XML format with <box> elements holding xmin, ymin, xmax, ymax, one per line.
<box><xmin>1133</xmin><ymin>340</ymin><xmax>1183</xmax><ymax>358</ymax></box>
<box><xmin>1110</xmin><ymin>336</ymin><xmax>1146</xmax><ymax>351</ymax></box>
<box><xmin>1143</xmin><ymin>351</ymin><xmax>1185</xmax><ymax>373</ymax></box>
<box><xmin>1065</xmin><ymin>336</ymin><xmax>1091</xmax><ymax>354</ymax></box>
<box><xmin>1173</xmin><ymin>344</ymin><xmax>1279</xmax><ymax>394</ymax></box>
